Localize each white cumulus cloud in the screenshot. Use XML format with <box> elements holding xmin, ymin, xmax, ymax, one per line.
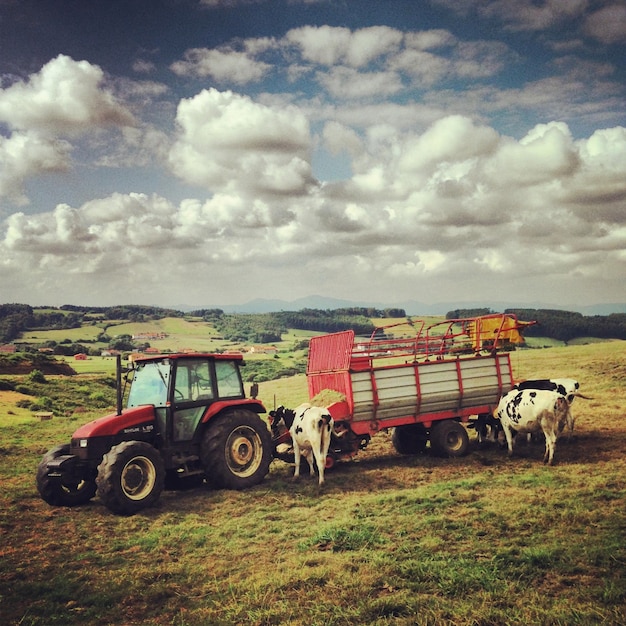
<box><xmin>169</xmin><ymin>88</ymin><xmax>315</xmax><ymax>196</ymax></box>
<box><xmin>0</xmin><ymin>55</ymin><xmax>134</xmax><ymax>135</ymax></box>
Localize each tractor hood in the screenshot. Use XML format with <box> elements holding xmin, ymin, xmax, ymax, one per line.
<box><xmin>72</xmin><ymin>405</ymin><xmax>156</xmax><ymax>439</ymax></box>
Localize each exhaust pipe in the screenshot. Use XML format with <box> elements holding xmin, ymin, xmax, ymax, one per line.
<box><xmin>116</xmin><ymin>354</ymin><xmax>123</xmax><ymax>416</ymax></box>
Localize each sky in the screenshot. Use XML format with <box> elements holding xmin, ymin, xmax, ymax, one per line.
<box><xmin>0</xmin><ymin>0</ymin><xmax>625</xmax><ymax>311</ymax></box>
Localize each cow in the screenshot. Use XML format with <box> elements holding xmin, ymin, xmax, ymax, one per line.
<box><xmin>512</xmin><ymin>378</ymin><xmax>592</xmax><ymax>437</ymax></box>
<box><xmin>495</xmin><ymin>389</ymin><xmax>573</xmax><ymax>465</ymax></box>
<box><xmin>472</xmin><ymin>412</ymin><xmax>503</xmax><ymax>444</ymax></box>
<box><xmin>268</xmin><ymin>405</ymin><xmax>296</xmax><ymax>436</ymax></box>
<box><xmin>289</xmin><ymin>403</ymin><xmax>334</xmax><ymax>486</ymax></box>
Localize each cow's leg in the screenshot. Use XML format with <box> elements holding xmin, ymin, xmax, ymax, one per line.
<box><xmin>476</xmin><ymin>414</ymin><xmax>487</xmax><ymax>444</ymax></box>
<box><xmin>292</xmin><ymin>443</ymin><xmax>301</xmax><ymax>479</ymax></box>
<box><xmin>501</xmin><ymin>422</ymin><xmax>515</xmax><ymax>457</ymax></box>
<box><xmin>305</xmin><ymin>449</ymin><xmax>316</xmax><ymax>477</ymax></box>
<box><xmin>566</xmin><ymin>410</ymin><xmax>575</xmax><ymax>440</ymax></box>
<box><xmin>311</xmin><ymin>445</ymin><xmax>325</xmax><ymax>486</ymax></box>
<box><xmin>543</xmin><ymin>430</ymin><xmax>557</xmax><ymax>465</ymax></box>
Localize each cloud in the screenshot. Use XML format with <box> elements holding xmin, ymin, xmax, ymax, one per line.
<box><xmin>316</xmin><ymin>67</ymin><xmax>404</xmax><ymax>99</ymax></box>
<box><xmin>0</xmin><ymin>131</ymin><xmax>71</xmax><ymax>205</ymax></box>
<box><xmin>481</xmin><ymin>121</ymin><xmax>580</xmax><ymax>188</ymax></box>
<box><xmin>170</xmin><ymin>47</ymin><xmax>273</xmax><ymax>84</ymax></box>
<box><xmin>132</xmin><ymin>59</ymin><xmax>157</xmax><ymax>74</ymax></box>
<box><xmin>0</xmin><ymin>55</ymin><xmax>137</xmax><ymax>203</ymax></box>
<box><xmin>170</xmin><ymin>23</ymin><xmax>518</xmax><ymax>110</ymax></box>
<box><xmin>0</xmin><ymin>55</ymin><xmax>134</xmax><ymax>135</ymax></box>
<box><xmin>584</xmin><ymin>3</ymin><xmax>626</xmax><ymax>44</ymax></box>
<box><xmin>285</xmin><ymin>25</ymin><xmax>404</xmax><ymax>68</ymax></box>
<box><xmin>284</xmin><ymin>25</ymin><xmax>351</xmax><ymax>66</ymax></box>
<box><xmin>168</xmin><ymin>88</ymin><xmax>315</xmax><ymax>196</ymax></box>
<box><xmin>2</xmin><ymin>118</ymin><xmax>626</xmax><ymax>306</ymax></box>
<box><xmin>431</xmin><ymin>0</ymin><xmax>589</xmax><ymax>32</ymax></box>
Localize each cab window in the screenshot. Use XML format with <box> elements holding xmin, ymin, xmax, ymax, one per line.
<box><xmin>215</xmin><ymin>360</ymin><xmax>244</xmax><ymax>398</ymax></box>
<box><xmin>127</xmin><ymin>361</ymin><xmax>169</xmax><ymax>408</ymax></box>
<box><xmin>174</xmin><ymin>359</ymin><xmax>214</xmax><ymax>402</ymax></box>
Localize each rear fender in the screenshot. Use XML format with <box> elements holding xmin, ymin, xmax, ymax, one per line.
<box><xmin>200</xmin><ymin>399</ymin><xmax>266</xmax><ymax>424</ymax></box>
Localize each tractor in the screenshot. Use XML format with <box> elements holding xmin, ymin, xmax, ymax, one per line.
<box><xmin>36</xmin><ymin>353</ymin><xmax>272</xmax><ymax>515</ymax></box>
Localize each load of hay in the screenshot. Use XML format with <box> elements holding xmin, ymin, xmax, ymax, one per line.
<box><xmin>309</xmin><ymin>389</ymin><xmax>346</xmax><ymax>407</ymax></box>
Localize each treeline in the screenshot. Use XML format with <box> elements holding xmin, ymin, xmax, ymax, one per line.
<box><xmin>0</xmin><ymin>304</ymin><xmax>185</xmax><ymax>343</ymax></box>
<box><xmin>272</xmin><ymin>309</ymin><xmax>377</xmax><ymax>335</ymax></box>
<box><xmin>0</xmin><ymin>304</ymin><xmax>82</xmax><ymax>343</ymax></box>
<box><xmin>446</xmin><ymin>308</ymin><xmax>492</xmax><ymax>319</ymax></box>
<box><xmin>506</xmin><ymin>309</ymin><xmax>626</xmax><ymax>342</ymax></box>
<box><xmin>446</xmin><ymin>307</ymin><xmax>626</xmax><ymax>342</ymax></box>
<box><xmin>4</xmin><ymin>303</ymin><xmax>626</xmax><ymax>346</ymax></box>
<box><xmin>212</xmin><ymin>314</ymin><xmax>286</xmax><ymax>344</ymax></box>
<box><xmin>61</xmin><ymin>304</ymin><xmax>184</xmax><ymax>321</ymax></box>
<box><xmin>191</xmin><ymin>308</ymin><xmax>378</xmax><ymax>343</ymax></box>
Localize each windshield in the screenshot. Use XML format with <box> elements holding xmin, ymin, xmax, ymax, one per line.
<box><xmin>127</xmin><ymin>360</ymin><xmax>170</xmax><ymax>408</ymax></box>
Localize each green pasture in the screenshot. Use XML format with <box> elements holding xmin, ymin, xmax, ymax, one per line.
<box><xmin>20</xmin><ymin>324</ymin><xmax>103</xmax><ymax>343</ymax></box>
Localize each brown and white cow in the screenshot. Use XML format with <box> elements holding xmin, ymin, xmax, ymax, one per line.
<box><xmin>495</xmin><ymin>389</ymin><xmax>572</xmax><ymax>465</ymax></box>
<box><xmin>289</xmin><ymin>403</ymin><xmax>334</xmax><ymax>486</ymax></box>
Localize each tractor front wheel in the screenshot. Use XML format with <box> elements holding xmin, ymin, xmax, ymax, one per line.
<box><xmin>201</xmin><ymin>410</ymin><xmax>272</xmax><ymax>490</ymax></box>
<box><xmin>96</xmin><ymin>441</ymin><xmax>165</xmax><ymax>515</ymax></box>
<box><xmin>430</xmin><ymin>420</ymin><xmax>469</xmax><ymax>457</ymax></box>
<box><xmin>36</xmin><ymin>444</ymin><xmax>97</xmax><ymax>507</ymax></box>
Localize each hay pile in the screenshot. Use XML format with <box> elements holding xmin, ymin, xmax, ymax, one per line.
<box><xmin>310</xmin><ymin>388</ymin><xmax>347</xmax><ymax>407</ymax></box>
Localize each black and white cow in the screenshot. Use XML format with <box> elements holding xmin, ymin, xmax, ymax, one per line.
<box><xmin>473</xmin><ymin>412</ymin><xmax>503</xmax><ymax>444</ymax></box>
<box><xmin>289</xmin><ymin>403</ymin><xmax>334</xmax><ymax>486</ymax></box>
<box><xmin>495</xmin><ymin>389</ymin><xmax>572</xmax><ymax>465</ymax></box>
<box><xmin>512</xmin><ymin>378</ymin><xmax>591</xmax><ymax>437</ymax></box>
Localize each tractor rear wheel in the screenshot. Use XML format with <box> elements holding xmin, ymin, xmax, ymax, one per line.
<box><xmin>430</xmin><ymin>420</ymin><xmax>469</xmax><ymax>457</ymax></box>
<box><xmin>36</xmin><ymin>444</ymin><xmax>97</xmax><ymax>507</ymax></box>
<box><xmin>392</xmin><ymin>424</ymin><xmax>429</xmax><ymax>455</ymax></box>
<box><xmin>201</xmin><ymin>410</ymin><xmax>272</xmax><ymax>490</ymax></box>
<box><xmin>96</xmin><ymin>441</ymin><xmax>165</xmax><ymax>515</ymax></box>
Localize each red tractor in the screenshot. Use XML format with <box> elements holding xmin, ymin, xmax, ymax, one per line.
<box><xmin>36</xmin><ymin>353</ymin><xmax>272</xmax><ymax>515</ymax></box>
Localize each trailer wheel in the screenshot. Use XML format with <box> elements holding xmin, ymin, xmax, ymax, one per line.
<box><xmin>96</xmin><ymin>441</ymin><xmax>165</xmax><ymax>515</ymax></box>
<box><xmin>392</xmin><ymin>424</ymin><xmax>429</xmax><ymax>455</ymax></box>
<box><xmin>430</xmin><ymin>420</ymin><xmax>469</xmax><ymax>457</ymax></box>
<box><xmin>36</xmin><ymin>444</ymin><xmax>97</xmax><ymax>507</ymax></box>
<box><xmin>201</xmin><ymin>409</ymin><xmax>272</xmax><ymax>490</ymax></box>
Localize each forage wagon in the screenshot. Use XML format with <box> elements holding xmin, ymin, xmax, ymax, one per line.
<box><xmin>270</xmin><ymin>313</ymin><xmax>534</xmax><ymax>465</ymax></box>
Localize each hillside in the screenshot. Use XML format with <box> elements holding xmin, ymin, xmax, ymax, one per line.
<box><xmin>3</xmin><ymin>304</ymin><xmax>626</xmax><ymax>355</ymax></box>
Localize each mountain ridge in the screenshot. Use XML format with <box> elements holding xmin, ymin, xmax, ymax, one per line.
<box><xmin>177</xmin><ymin>295</ymin><xmax>626</xmax><ymax>317</ymax></box>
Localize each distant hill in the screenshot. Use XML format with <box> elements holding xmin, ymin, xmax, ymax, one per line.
<box><xmin>178</xmin><ymin>296</ymin><xmax>626</xmax><ymax>317</ymax></box>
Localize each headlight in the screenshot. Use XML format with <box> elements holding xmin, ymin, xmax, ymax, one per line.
<box><xmin>79</xmin><ymin>439</ymin><xmax>88</xmax><ymax>448</ymax></box>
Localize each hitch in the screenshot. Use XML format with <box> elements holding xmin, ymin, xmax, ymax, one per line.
<box><xmin>45</xmin><ymin>454</ymin><xmax>78</xmax><ymax>477</ymax></box>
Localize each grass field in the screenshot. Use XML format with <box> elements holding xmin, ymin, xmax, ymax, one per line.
<box><xmin>0</xmin><ymin>341</ymin><xmax>625</xmax><ymax>625</ymax></box>
<box><xmin>21</xmin><ymin>317</ymin><xmax>320</xmax><ymax>357</ymax></box>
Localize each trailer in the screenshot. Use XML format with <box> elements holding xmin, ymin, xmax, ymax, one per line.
<box><xmin>271</xmin><ymin>314</ymin><xmax>534</xmax><ymax>463</ymax></box>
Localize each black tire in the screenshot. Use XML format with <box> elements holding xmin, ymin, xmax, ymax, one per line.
<box><xmin>96</xmin><ymin>441</ymin><xmax>165</xmax><ymax>515</ymax></box>
<box><xmin>430</xmin><ymin>420</ymin><xmax>469</xmax><ymax>457</ymax></box>
<box><xmin>36</xmin><ymin>444</ymin><xmax>97</xmax><ymax>507</ymax></box>
<box><xmin>392</xmin><ymin>424</ymin><xmax>429</xmax><ymax>455</ymax></box>
<box><xmin>201</xmin><ymin>409</ymin><xmax>272</xmax><ymax>490</ymax></box>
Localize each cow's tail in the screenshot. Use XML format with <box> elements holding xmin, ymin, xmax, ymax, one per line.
<box><xmin>318</xmin><ymin>413</ymin><xmax>332</xmax><ymax>449</ymax></box>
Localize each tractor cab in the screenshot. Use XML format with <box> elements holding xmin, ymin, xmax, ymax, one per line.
<box><xmin>126</xmin><ymin>355</ymin><xmax>248</xmax><ymax>444</ymax></box>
